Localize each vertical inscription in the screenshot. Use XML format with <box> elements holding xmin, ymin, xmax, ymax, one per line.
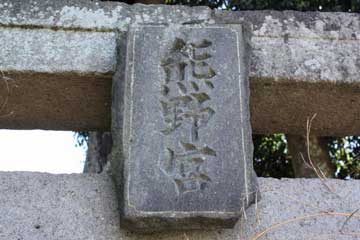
<box><xmin>159</xmin><ymin>38</ymin><xmax>217</xmax><ymax>195</ymax></box>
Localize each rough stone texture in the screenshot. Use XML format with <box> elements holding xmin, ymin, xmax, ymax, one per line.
<box><xmin>0</xmin><ymin>171</ymin><xmax>121</xmax><ymax>240</ymax></box>
<box><xmin>240</xmin><ymin>178</ymin><xmax>360</xmax><ymax>240</ymax></box>
<box><xmin>111</xmin><ymin>24</ymin><xmax>258</xmax><ymax>231</ymax></box>
<box><xmin>0</xmin><ymin>172</ymin><xmax>359</xmax><ymax>240</ymax></box>
<box><xmin>0</xmin><ymin>2</ymin><xmax>359</xmax><ymax>135</ymax></box>
<box><xmin>0</xmin><ymin>27</ymin><xmax>116</xmax><ymax>74</ymax></box>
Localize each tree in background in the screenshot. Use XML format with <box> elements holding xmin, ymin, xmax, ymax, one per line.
<box><xmin>79</xmin><ymin>0</ymin><xmax>360</xmax><ymax>178</ymax></box>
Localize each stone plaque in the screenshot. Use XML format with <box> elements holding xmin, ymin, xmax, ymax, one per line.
<box><xmin>111</xmin><ymin>24</ymin><xmax>258</xmax><ymax>231</ymax></box>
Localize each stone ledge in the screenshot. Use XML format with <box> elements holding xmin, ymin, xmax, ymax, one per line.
<box><xmin>0</xmin><ymin>2</ymin><xmax>359</xmax><ymax>135</ymax></box>
<box><xmin>0</xmin><ymin>171</ymin><xmax>358</xmax><ymax>240</ymax></box>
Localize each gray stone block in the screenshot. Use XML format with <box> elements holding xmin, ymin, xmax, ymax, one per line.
<box><xmin>0</xmin><ymin>172</ymin><xmax>359</xmax><ymax>240</ymax></box>
<box><xmin>111</xmin><ymin>24</ymin><xmax>258</xmax><ymax>231</ymax></box>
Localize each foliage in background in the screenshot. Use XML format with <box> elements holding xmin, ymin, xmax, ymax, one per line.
<box><xmin>328</xmin><ymin>136</ymin><xmax>360</xmax><ymax>179</ymax></box>
<box><xmin>74</xmin><ymin>131</ymin><xmax>89</xmax><ymax>148</ymax></box>
<box><xmin>254</xmin><ymin>135</ymin><xmax>360</xmax><ymax>179</ymax></box>
<box><xmin>165</xmin><ymin>0</ymin><xmax>360</xmax><ymax>11</ymax></box>
<box><xmin>253</xmin><ymin>134</ymin><xmax>294</xmax><ymax>178</ymax></box>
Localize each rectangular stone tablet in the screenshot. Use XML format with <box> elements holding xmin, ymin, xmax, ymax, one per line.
<box><xmin>111</xmin><ymin>24</ymin><xmax>258</xmax><ymax>231</ymax></box>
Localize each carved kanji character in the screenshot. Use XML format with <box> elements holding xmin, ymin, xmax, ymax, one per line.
<box><xmin>161</xmin><ymin>141</ymin><xmax>216</xmax><ymax>194</ymax></box>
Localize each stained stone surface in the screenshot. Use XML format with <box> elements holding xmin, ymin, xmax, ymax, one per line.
<box><xmin>111</xmin><ymin>24</ymin><xmax>258</xmax><ymax>231</ymax></box>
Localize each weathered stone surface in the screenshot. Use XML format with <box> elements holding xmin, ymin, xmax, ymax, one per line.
<box><xmin>111</xmin><ymin>24</ymin><xmax>258</xmax><ymax>231</ymax></box>
<box><xmin>0</xmin><ymin>28</ymin><xmax>116</xmax><ymax>74</ymax></box>
<box><xmin>0</xmin><ymin>172</ymin><xmax>359</xmax><ymax>240</ymax></box>
<box><xmin>0</xmin><ymin>171</ymin><xmax>122</xmax><ymax>240</ymax></box>
<box><xmin>240</xmin><ymin>178</ymin><xmax>360</xmax><ymax>240</ymax></box>
<box><xmin>0</xmin><ymin>2</ymin><xmax>359</xmax><ymax>135</ymax></box>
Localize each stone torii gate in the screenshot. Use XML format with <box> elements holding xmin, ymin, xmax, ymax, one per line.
<box><xmin>0</xmin><ymin>0</ymin><xmax>359</xmax><ymax>239</ymax></box>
